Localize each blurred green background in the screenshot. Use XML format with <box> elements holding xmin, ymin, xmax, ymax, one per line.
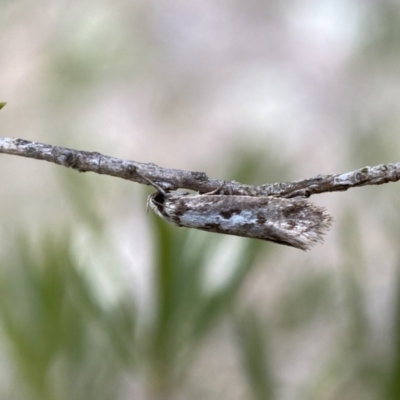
<box><xmin>1</xmin><ymin>1</ymin><xmax>400</xmax><ymax>399</ymax></box>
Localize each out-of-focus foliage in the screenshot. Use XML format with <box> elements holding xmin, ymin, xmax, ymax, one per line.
<box><xmin>235</xmin><ymin>311</ymin><xmax>273</xmax><ymax>400</ymax></box>
<box><xmin>0</xmin><ymin>233</ymin><xmax>136</xmax><ymax>400</ymax></box>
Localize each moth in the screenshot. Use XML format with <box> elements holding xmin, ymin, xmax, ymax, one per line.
<box><xmin>139</xmin><ymin>173</ymin><xmax>332</xmax><ymax>251</ymax></box>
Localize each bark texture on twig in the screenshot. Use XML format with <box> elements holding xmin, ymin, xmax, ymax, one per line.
<box><xmin>1</xmin><ymin>137</ymin><xmax>400</xmax><ymax>198</ymax></box>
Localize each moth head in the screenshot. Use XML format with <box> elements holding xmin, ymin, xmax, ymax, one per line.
<box><xmin>150</xmin><ymin>191</ymin><xmax>165</xmax><ymax>205</ymax></box>
<box><xmin>147</xmin><ymin>191</ymin><xmax>165</xmax><ymax>213</ymax></box>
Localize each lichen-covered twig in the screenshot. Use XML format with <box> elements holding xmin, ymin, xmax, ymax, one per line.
<box><xmin>0</xmin><ymin>137</ymin><xmax>399</xmax><ymax>198</ymax></box>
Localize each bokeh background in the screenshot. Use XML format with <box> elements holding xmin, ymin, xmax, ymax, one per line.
<box><xmin>1</xmin><ymin>1</ymin><xmax>400</xmax><ymax>399</ymax></box>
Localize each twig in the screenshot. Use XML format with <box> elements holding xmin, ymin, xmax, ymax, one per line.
<box><xmin>0</xmin><ymin>137</ymin><xmax>400</xmax><ymax>198</ymax></box>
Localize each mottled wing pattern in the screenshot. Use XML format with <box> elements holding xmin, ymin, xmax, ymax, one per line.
<box><xmin>149</xmin><ymin>192</ymin><xmax>332</xmax><ymax>250</ymax></box>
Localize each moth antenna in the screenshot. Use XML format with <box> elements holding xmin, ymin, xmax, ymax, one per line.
<box><xmin>135</xmin><ymin>170</ymin><xmax>167</xmax><ymax>196</ymax></box>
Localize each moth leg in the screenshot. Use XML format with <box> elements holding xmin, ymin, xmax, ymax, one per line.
<box><xmin>201</xmin><ymin>183</ymin><xmax>225</xmax><ymax>196</ymax></box>
<box><xmin>146</xmin><ymin>195</ymin><xmax>151</xmax><ymax>213</ymax></box>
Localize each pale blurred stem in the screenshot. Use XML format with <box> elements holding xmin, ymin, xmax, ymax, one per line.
<box><xmin>1</xmin><ymin>137</ymin><xmax>400</xmax><ymax>198</ymax></box>
<box><xmin>145</xmin><ymin>368</ymin><xmax>173</xmax><ymax>400</ymax></box>
<box><xmin>145</xmin><ymin>384</ymin><xmax>173</xmax><ymax>400</ymax></box>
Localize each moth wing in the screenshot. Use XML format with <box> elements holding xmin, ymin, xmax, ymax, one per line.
<box><xmin>162</xmin><ymin>195</ymin><xmax>332</xmax><ymax>250</ymax></box>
